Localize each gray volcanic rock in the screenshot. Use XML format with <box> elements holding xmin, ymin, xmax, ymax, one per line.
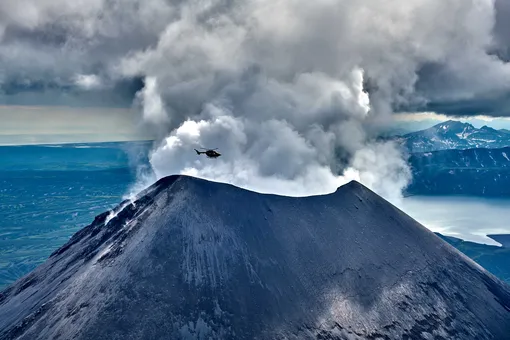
<box><xmin>1</xmin><ymin>175</ymin><xmax>510</xmax><ymax>339</ymax></box>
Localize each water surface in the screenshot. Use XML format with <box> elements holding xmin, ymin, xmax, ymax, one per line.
<box><xmin>0</xmin><ymin>142</ymin><xmax>150</xmax><ymax>289</ymax></box>
<box><xmin>398</xmin><ymin>195</ymin><xmax>510</xmax><ymax>246</ymax></box>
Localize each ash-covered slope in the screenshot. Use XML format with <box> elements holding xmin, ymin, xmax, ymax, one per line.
<box><xmin>1</xmin><ymin>175</ymin><xmax>510</xmax><ymax>340</ymax></box>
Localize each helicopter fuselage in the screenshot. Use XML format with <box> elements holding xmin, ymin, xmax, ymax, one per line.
<box><xmin>195</xmin><ymin>149</ymin><xmax>221</xmax><ymax>158</ymax></box>
<box><xmin>204</xmin><ymin>150</ymin><xmax>221</xmax><ymax>158</ymax></box>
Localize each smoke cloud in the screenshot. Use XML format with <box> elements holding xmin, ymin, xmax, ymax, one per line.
<box><xmin>2</xmin><ymin>0</ymin><xmax>510</xmax><ymax>200</ymax></box>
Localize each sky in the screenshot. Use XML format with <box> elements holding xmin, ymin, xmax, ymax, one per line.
<box><xmin>2</xmin><ymin>106</ymin><xmax>509</xmax><ymax>146</ymax></box>
<box><xmin>0</xmin><ymin>105</ymin><xmax>152</xmax><ymax>145</ymax></box>
<box><xmin>3</xmin><ymin>0</ymin><xmax>510</xmax><ymax>199</ymax></box>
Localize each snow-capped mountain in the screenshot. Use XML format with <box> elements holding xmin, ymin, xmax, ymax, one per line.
<box><xmin>406</xmin><ymin>147</ymin><xmax>510</xmax><ymax>196</ymax></box>
<box><xmin>1</xmin><ymin>175</ymin><xmax>510</xmax><ymax>339</ymax></box>
<box><xmin>397</xmin><ymin>122</ymin><xmax>510</xmax><ymax>196</ymax></box>
<box><xmin>397</xmin><ymin>120</ymin><xmax>510</xmax><ymax>153</ymax></box>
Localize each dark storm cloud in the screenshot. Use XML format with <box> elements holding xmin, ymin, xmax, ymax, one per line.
<box><xmin>492</xmin><ymin>0</ymin><xmax>510</xmax><ymax>62</ymax></box>
<box><xmin>393</xmin><ymin>0</ymin><xmax>510</xmax><ymax>117</ymax></box>
<box><xmin>0</xmin><ymin>77</ymin><xmax>144</xmax><ymax>108</ymax></box>
<box><xmin>0</xmin><ymin>0</ymin><xmax>171</xmax><ymax>107</ymax></box>
<box><xmin>411</xmin><ymin>94</ymin><xmax>510</xmax><ymax>117</ymax></box>
<box><xmin>403</xmin><ymin>56</ymin><xmax>510</xmax><ymax>117</ymax></box>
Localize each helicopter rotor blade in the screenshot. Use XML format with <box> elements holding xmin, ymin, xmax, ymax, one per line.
<box><xmin>198</xmin><ymin>147</ymin><xmax>219</xmax><ymax>151</ymax></box>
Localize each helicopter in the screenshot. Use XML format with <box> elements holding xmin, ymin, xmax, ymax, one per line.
<box><xmin>194</xmin><ymin>148</ymin><xmax>221</xmax><ymax>158</ymax></box>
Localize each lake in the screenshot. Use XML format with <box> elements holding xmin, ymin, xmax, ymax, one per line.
<box><xmin>397</xmin><ymin>196</ymin><xmax>510</xmax><ymax>246</ymax></box>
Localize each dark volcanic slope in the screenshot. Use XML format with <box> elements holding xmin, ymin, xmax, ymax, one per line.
<box><xmin>1</xmin><ymin>175</ymin><xmax>510</xmax><ymax>340</ymax></box>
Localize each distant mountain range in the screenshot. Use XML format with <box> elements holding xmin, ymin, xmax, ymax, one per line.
<box><xmin>396</xmin><ymin>120</ymin><xmax>510</xmax><ymax>153</ymax></box>
<box><xmin>405</xmin><ymin>147</ymin><xmax>510</xmax><ymax>196</ymax></box>
<box><xmin>389</xmin><ymin>121</ymin><xmax>510</xmax><ymax>196</ymax></box>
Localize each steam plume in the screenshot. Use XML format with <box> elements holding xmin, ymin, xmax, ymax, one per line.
<box><xmin>3</xmin><ymin>0</ymin><xmax>510</xmax><ymax>200</ymax></box>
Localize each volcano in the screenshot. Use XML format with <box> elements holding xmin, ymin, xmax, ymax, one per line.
<box><xmin>1</xmin><ymin>175</ymin><xmax>509</xmax><ymax>339</ymax></box>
